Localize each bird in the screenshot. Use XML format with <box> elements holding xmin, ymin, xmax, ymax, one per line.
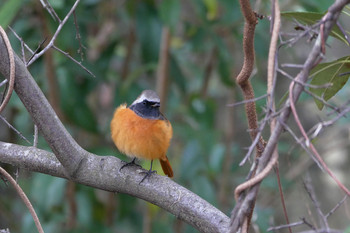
<box><xmin>111</xmin><ymin>90</ymin><xmax>173</xmax><ymax>183</ymax></box>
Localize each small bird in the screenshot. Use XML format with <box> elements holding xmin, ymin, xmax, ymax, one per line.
<box><xmin>111</xmin><ymin>90</ymin><xmax>173</xmax><ymax>183</ymax></box>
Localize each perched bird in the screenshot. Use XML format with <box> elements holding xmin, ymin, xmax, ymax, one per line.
<box><xmin>111</xmin><ymin>90</ymin><xmax>173</xmax><ymax>183</ymax></box>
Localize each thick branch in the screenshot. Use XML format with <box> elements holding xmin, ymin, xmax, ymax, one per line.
<box><xmin>0</xmin><ymin>141</ymin><xmax>230</xmax><ymax>233</ymax></box>
<box><xmin>0</xmin><ymin>35</ymin><xmax>86</xmax><ymax>177</ymax></box>
<box><xmin>0</xmin><ymin>35</ymin><xmax>230</xmax><ymax>232</ymax></box>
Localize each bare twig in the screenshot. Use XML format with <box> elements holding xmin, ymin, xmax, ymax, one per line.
<box><xmin>52</xmin><ymin>45</ymin><xmax>95</xmax><ymax>77</ymax></box>
<box><xmin>0</xmin><ymin>166</ymin><xmax>44</xmax><ymax>233</ymax></box>
<box><xmin>27</xmin><ymin>0</ymin><xmax>81</xmax><ymax>66</ymax></box>
<box><xmin>278</xmin><ymin>68</ymin><xmax>333</xmax><ymax>89</ymax></box>
<box><xmin>0</xmin><ymin>115</ymin><xmax>31</xmax><ymax>144</ymax></box>
<box><xmin>0</xmin><ymin>26</ymin><xmax>15</xmax><ymax>115</ymax></box>
<box><xmin>325</xmin><ymin>195</ymin><xmax>347</xmax><ymax>218</ymax></box>
<box><xmin>73</xmin><ymin>10</ymin><xmax>85</xmax><ymax>61</ymax></box>
<box><xmin>289</xmin><ymin>79</ymin><xmax>350</xmax><ymax>196</ymax></box>
<box><xmin>39</xmin><ymin>0</ymin><xmax>61</xmax><ymax>22</ymax></box>
<box><xmin>8</xmin><ymin>26</ymin><xmax>34</xmax><ymax>55</ymax></box>
<box><xmin>27</xmin><ymin>38</ymin><xmax>47</xmax><ymax>65</ymax></box>
<box><xmin>0</xmin><ymin>79</ymin><xmax>7</xmax><ymax>88</ymax></box>
<box><xmin>303</xmin><ymin>174</ymin><xmax>329</xmax><ymax>229</ymax></box>
<box><xmin>227</xmin><ymin>93</ymin><xmax>268</xmax><ymax>107</ymax></box>
<box><xmin>267</xmin><ymin>220</ymin><xmax>304</xmax><ymax>231</ymax></box>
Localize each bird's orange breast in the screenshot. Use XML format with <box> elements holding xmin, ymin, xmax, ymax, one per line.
<box><xmin>111</xmin><ymin>104</ymin><xmax>173</xmax><ymax>160</ymax></box>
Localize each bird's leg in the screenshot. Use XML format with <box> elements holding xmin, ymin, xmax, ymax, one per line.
<box><xmin>139</xmin><ymin>160</ymin><xmax>157</xmax><ymax>184</ymax></box>
<box><xmin>119</xmin><ymin>158</ymin><xmax>141</xmax><ymax>171</ymax></box>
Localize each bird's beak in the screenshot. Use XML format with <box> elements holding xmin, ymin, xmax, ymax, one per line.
<box><xmin>152</xmin><ymin>102</ymin><xmax>160</xmax><ymax>107</ymax></box>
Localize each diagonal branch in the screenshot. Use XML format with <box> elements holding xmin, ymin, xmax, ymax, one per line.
<box><xmin>0</xmin><ymin>33</ymin><xmax>230</xmax><ymax>233</ymax></box>
<box><xmin>0</xmin><ymin>141</ymin><xmax>230</xmax><ymax>233</ymax></box>
<box><xmin>0</xmin><ymin>35</ymin><xmax>86</xmax><ymax>177</ymax></box>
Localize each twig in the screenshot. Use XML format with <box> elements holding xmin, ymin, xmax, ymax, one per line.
<box><xmin>227</xmin><ymin>93</ymin><xmax>268</xmax><ymax>107</ymax></box>
<box><xmin>27</xmin><ymin>0</ymin><xmax>81</xmax><ymax>66</ymax></box>
<box><xmin>278</xmin><ymin>118</ymin><xmax>324</xmax><ymax>170</ymax></box>
<box><xmin>266</xmin><ymin>4</ymin><xmax>287</xmax><ymax>228</ymax></box>
<box><xmin>39</xmin><ymin>0</ymin><xmax>61</xmax><ymax>22</ymax></box>
<box><xmin>73</xmin><ymin>10</ymin><xmax>85</xmax><ymax>61</ymax></box>
<box><xmin>27</xmin><ymin>38</ymin><xmax>47</xmax><ymax>65</ymax></box>
<box><xmin>303</xmin><ymin>174</ymin><xmax>329</xmax><ymax>229</ymax></box>
<box><xmin>278</xmin><ymin>68</ymin><xmax>340</xmax><ymax>112</ymax></box>
<box><xmin>0</xmin><ymin>26</ymin><xmax>15</xmax><ymax>115</ymax></box>
<box><xmin>8</xmin><ymin>26</ymin><xmax>34</xmax><ymax>55</ymax></box>
<box><xmin>0</xmin><ymin>166</ymin><xmax>44</xmax><ymax>233</ymax></box>
<box><xmin>336</xmin><ymin>21</ymin><xmax>350</xmax><ymax>45</ymax></box>
<box><xmin>0</xmin><ymin>79</ymin><xmax>7</xmax><ymax>88</ymax></box>
<box><xmin>280</xmin><ymin>20</ymin><xmax>323</xmax><ymax>47</ymax></box>
<box><xmin>281</xmin><ymin>63</ymin><xmax>304</xmax><ymax>68</ymax></box>
<box><xmin>275</xmin><ymin>165</ymin><xmax>292</xmax><ymax>233</ymax></box>
<box><xmin>0</xmin><ymin>115</ymin><xmax>31</xmax><ymax>144</ymax></box>
<box><xmin>238</xmin><ymin>103</ymin><xmax>284</xmax><ymax>166</ymax></box>
<box><xmin>289</xmin><ymin>79</ymin><xmax>350</xmax><ymax>197</ymax></box>
<box><xmin>52</xmin><ymin>45</ymin><xmax>95</xmax><ymax>77</ymax></box>
<box><xmin>325</xmin><ymin>195</ymin><xmax>347</xmax><ymax>218</ymax></box>
<box><xmin>267</xmin><ymin>220</ymin><xmax>304</xmax><ymax>231</ymax></box>
<box><xmin>278</xmin><ymin>68</ymin><xmax>333</xmax><ymax>89</ymax></box>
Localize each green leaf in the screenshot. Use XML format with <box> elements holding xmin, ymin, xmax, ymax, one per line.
<box><xmin>282</xmin><ymin>12</ymin><xmax>349</xmax><ymax>46</ymax></box>
<box><xmin>309</xmin><ymin>56</ymin><xmax>350</xmax><ymax>110</ymax></box>
<box><xmin>0</xmin><ymin>0</ymin><xmax>22</xmax><ymax>28</ymax></box>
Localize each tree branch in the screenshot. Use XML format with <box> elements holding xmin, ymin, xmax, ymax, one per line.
<box><xmin>0</xmin><ymin>33</ymin><xmax>230</xmax><ymax>233</ymax></box>
<box><xmin>0</xmin><ymin>141</ymin><xmax>230</xmax><ymax>233</ymax></box>
<box><xmin>0</xmin><ymin>35</ymin><xmax>86</xmax><ymax>177</ymax></box>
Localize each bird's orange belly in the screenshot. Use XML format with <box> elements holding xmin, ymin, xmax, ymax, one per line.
<box><xmin>111</xmin><ymin>105</ymin><xmax>172</xmax><ymax>160</ymax></box>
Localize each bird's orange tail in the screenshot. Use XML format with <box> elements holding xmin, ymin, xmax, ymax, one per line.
<box><xmin>159</xmin><ymin>156</ymin><xmax>173</xmax><ymax>178</ymax></box>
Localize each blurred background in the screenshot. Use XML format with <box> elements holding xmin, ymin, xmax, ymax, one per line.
<box><xmin>0</xmin><ymin>0</ymin><xmax>350</xmax><ymax>232</ymax></box>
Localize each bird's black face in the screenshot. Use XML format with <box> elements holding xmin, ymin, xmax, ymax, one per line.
<box><xmin>129</xmin><ymin>99</ymin><xmax>161</xmax><ymax>119</ymax></box>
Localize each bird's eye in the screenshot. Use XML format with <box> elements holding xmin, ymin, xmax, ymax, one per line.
<box><xmin>142</xmin><ymin>100</ymin><xmax>147</xmax><ymax>105</ymax></box>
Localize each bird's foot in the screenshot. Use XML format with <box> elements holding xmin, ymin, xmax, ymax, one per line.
<box><xmin>119</xmin><ymin>158</ymin><xmax>141</xmax><ymax>171</ymax></box>
<box><xmin>139</xmin><ymin>169</ymin><xmax>157</xmax><ymax>184</ymax></box>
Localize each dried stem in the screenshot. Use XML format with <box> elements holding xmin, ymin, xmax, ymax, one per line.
<box><xmin>0</xmin><ymin>166</ymin><xmax>44</xmax><ymax>233</ymax></box>
<box><xmin>0</xmin><ymin>26</ymin><xmax>15</xmax><ymax>114</ymax></box>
